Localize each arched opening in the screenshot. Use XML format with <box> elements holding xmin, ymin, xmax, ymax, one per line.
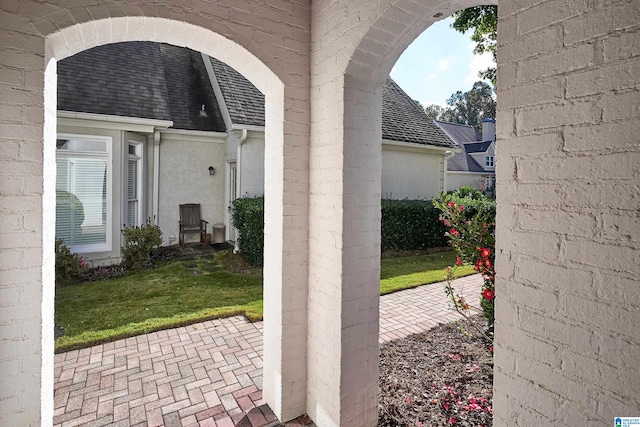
<box><xmin>40</xmin><ymin>15</ymin><xmax>306</xmax><ymax>425</ymax></box>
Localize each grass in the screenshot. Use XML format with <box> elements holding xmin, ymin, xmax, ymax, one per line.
<box><xmin>55</xmin><ymin>249</ymin><xmax>475</xmax><ymax>352</ymax></box>
<box><xmin>380</xmin><ymin>251</ymin><xmax>475</xmax><ymax>295</ymax></box>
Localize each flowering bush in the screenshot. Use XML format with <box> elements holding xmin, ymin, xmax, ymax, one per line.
<box><xmin>434</xmin><ymin>190</ymin><xmax>496</xmax><ymax>327</ymax></box>
<box><xmin>55</xmin><ymin>239</ymin><xmax>89</xmax><ymax>285</ymax></box>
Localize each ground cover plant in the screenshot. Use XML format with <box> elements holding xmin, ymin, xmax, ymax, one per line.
<box><xmin>379</xmin><ymin>317</ymin><xmax>493</xmax><ymax>426</ymax></box>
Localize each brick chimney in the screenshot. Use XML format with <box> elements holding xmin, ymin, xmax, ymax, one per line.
<box><xmin>482</xmin><ymin>118</ymin><xmax>495</xmax><ymax>142</ymax></box>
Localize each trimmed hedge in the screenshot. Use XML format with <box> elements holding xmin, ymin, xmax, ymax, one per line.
<box><xmin>381</xmin><ymin>199</ymin><xmax>448</xmax><ymax>251</ymax></box>
<box><xmin>230</xmin><ymin>196</ymin><xmax>265</xmax><ymax>266</ymax></box>
<box><xmin>446</xmin><ymin>188</ymin><xmax>497</xmax><ymax>232</ymax></box>
<box><xmin>231</xmin><ymin>197</ymin><xmax>451</xmax><ymax>266</ymax></box>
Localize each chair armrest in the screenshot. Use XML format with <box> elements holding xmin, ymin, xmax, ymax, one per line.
<box><xmin>201</xmin><ymin>220</ymin><xmax>208</xmax><ymax>234</ymax></box>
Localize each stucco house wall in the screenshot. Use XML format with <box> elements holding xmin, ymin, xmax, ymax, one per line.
<box><xmin>238</xmin><ymin>132</ymin><xmax>266</xmax><ymax>198</ymax></box>
<box><xmin>158</xmin><ymin>131</ymin><xmax>227</xmax><ymax>246</ymax></box>
<box><xmin>381</xmin><ymin>142</ymin><xmax>445</xmax><ymax>199</ymax></box>
<box><xmin>447</xmin><ymin>172</ymin><xmax>485</xmax><ymax>191</ymax></box>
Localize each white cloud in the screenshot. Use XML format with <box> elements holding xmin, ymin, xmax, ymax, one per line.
<box><xmin>426</xmin><ymin>72</ymin><xmax>439</xmax><ymax>81</ymax></box>
<box><xmin>438</xmin><ymin>58</ymin><xmax>450</xmax><ymax>71</ymax></box>
<box><xmin>464</xmin><ymin>48</ymin><xmax>494</xmax><ymax>85</ymax></box>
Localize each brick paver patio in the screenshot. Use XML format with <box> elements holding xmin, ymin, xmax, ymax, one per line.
<box><xmin>53</xmin><ymin>274</ymin><xmax>483</xmax><ymax>426</ymax></box>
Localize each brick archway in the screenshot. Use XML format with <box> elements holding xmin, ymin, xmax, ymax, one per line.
<box><xmin>1</xmin><ymin>6</ymin><xmax>311</xmax><ymax>425</ymax></box>
<box><xmin>1</xmin><ymin>1</ymin><xmax>639</xmax><ymax>425</ymax></box>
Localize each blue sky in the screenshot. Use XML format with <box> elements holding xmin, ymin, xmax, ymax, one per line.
<box><xmin>390</xmin><ymin>17</ymin><xmax>494</xmax><ymax>108</ymax></box>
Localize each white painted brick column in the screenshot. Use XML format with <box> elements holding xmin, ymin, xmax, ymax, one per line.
<box><xmin>0</xmin><ymin>34</ymin><xmax>54</xmax><ymax>426</ymax></box>
<box><xmin>493</xmin><ymin>0</ymin><xmax>640</xmax><ymax>424</ymax></box>
<box><xmin>307</xmin><ymin>75</ymin><xmax>381</xmax><ymax>426</ymax></box>
<box><xmin>262</xmin><ymin>85</ymin><xmax>311</xmax><ymax>422</ymax></box>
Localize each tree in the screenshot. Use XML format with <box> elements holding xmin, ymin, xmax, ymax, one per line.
<box><xmin>441</xmin><ymin>81</ymin><xmax>495</xmax><ymax>130</ymax></box>
<box><xmin>423</xmin><ymin>104</ymin><xmax>445</xmax><ymax>121</ymax></box>
<box><xmin>451</xmin><ymin>6</ymin><xmax>497</xmax><ymax>87</ymax></box>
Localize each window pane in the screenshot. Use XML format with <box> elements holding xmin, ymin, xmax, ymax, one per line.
<box><xmin>57</xmin><ymin>139</ymin><xmax>106</xmax><ymax>152</ymax></box>
<box><xmin>56</xmin><ymin>157</ymin><xmax>107</xmax><ymax>247</ymax></box>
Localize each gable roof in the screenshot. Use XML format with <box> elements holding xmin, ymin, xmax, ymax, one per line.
<box><xmin>434</xmin><ymin>120</ymin><xmax>494</xmax><ymax>173</ymax></box>
<box><xmin>58</xmin><ymin>42</ymin><xmax>456</xmax><ymax>149</ymax></box>
<box><xmin>57</xmin><ymin>42</ymin><xmax>226</xmax><ymax>132</ymax></box>
<box><xmin>208</xmin><ymin>56</ymin><xmax>455</xmax><ymax>148</ymax></box>
<box><xmin>207</xmin><ymin>57</ymin><xmax>265</xmax><ymax>127</ymax></box>
<box><xmin>434</xmin><ymin>121</ymin><xmax>481</xmax><ymax>144</ymax></box>
<box><xmin>381</xmin><ymin>79</ymin><xmax>455</xmax><ymax>148</ymax></box>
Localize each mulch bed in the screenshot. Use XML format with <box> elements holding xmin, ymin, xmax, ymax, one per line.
<box><xmin>379</xmin><ymin>317</ymin><xmax>493</xmax><ymax>426</ymax></box>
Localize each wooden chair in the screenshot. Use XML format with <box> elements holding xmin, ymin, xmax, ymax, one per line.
<box><xmin>179</xmin><ymin>204</ymin><xmax>208</xmax><ymax>246</ymax></box>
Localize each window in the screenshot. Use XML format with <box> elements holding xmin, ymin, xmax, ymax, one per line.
<box><xmin>485</xmin><ymin>176</ymin><xmax>496</xmax><ymax>190</ymax></box>
<box><xmin>229</xmin><ymin>163</ymin><xmax>237</xmax><ymax>204</ymax></box>
<box><xmin>56</xmin><ymin>134</ymin><xmax>112</xmax><ymax>253</ymax></box>
<box><xmin>126</xmin><ymin>142</ymin><xmax>143</xmax><ymax>227</ymax></box>
<box><xmin>485</xmin><ymin>155</ymin><xmax>494</xmax><ymax>167</ymax></box>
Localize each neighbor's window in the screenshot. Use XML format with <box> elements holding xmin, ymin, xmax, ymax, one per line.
<box><xmin>56</xmin><ymin>134</ymin><xmax>112</xmax><ymax>253</ymax></box>
<box><xmin>485</xmin><ymin>155</ymin><xmax>494</xmax><ymax>167</ymax></box>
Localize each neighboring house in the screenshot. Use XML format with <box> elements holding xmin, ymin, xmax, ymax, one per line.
<box><xmin>434</xmin><ymin>118</ymin><xmax>496</xmax><ymax>194</ymax></box>
<box><xmin>56</xmin><ymin>41</ymin><xmax>456</xmax><ymax>264</ymax></box>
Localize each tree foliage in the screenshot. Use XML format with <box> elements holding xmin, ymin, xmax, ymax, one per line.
<box><xmin>451</xmin><ymin>6</ymin><xmax>497</xmax><ymax>87</ymax></box>
<box><xmin>423</xmin><ymin>104</ymin><xmax>446</xmax><ymax>121</ymax></box>
<box><xmin>440</xmin><ymin>81</ymin><xmax>495</xmax><ymax>130</ymax></box>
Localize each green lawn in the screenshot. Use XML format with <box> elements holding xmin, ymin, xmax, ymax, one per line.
<box><xmin>55</xmin><ymin>249</ymin><xmax>474</xmax><ymax>352</ymax></box>
<box><xmin>380</xmin><ymin>251</ymin><xmax>475</xmax><ymax>295</ymax></box>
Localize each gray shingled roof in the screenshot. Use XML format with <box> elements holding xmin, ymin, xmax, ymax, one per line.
<box><xmin>434</xmin><ymin>121</ymin><xmax>493</xmax><ymax>172</ymax></box>
<box><xmin>209</xmin><ymin>58</ymin><xmax>455</xmax><ymax>148</ymax></box>
<box><xmin>381</xmin><ymin>79</ymin><xmax>455</xmax><ymax>148</ymax></box>
<box><xmin>57</xmin><ymin>42</ymin><xmax>225</xmax><ymax>132</ymax></box>
<box><xmin>434</xmin><ymin>121</ymin><xmax>481</xmax><ymax>143</ymax></box>
<box><xmin>208</xmin><ymin>57</ymin><xmax>265</xmax><ymax>127</ymax></box>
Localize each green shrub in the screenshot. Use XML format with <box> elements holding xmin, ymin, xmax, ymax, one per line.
<box><xmin>230</xmin><ymin>197</ymin><xmax>264</xmax><ymax>267</ymax></box>
<box><xmin>55</xmin><ymin>239</ymin><xmax>88</xmax><ymax>285</ymax></box>
<box><xmin>447</xmin><ymin>188</ymin><xmax>496</xmax><ymax>233</ymax></box>
<box><xmin>449</xmin><ymin>185</ymin><xmax>486</xmax><ymax>200</ymax></box>
<box><xmin>381</xmin><ymin>199</ymin><xmax>448</xmax><ymax>251</ymax></box>
<box><xmin>121</xmin><ymin>219</ymin><xmax>163</xmax><ymax>270</ymax></box>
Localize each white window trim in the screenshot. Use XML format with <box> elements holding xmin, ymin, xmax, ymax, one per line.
<box><xmin>127</xmin><ymin>140</ymin><xmax>144</xmax><ymax>227</ymax></box>
<box><xmin>56</xmin><ymin>133</ymin><xmax>113</xmax><ymax>253</ymax></box>
<box><xmin>485</xmin><ymin>155</ymin><xmax>495</xmax><ymax>167</ymax></box>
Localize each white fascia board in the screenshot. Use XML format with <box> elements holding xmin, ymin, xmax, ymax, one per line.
<box><xmin>231</xmin><ymin>124</ymin><xmax>265</xmax><ymax>132</ymax></box>
<box><xmin>382</xmin><ymin>139</ymin><xmax>460</xmax><ymax>154</ymax></box>
<box><xmin>160</xmin><ymin>128</ymin><xmax>227</xmax><ymax>143</ymax></box>
<box><xmin>201</xmin><ymin>52</ymin><xmax>234</xmax><ymax>131</ymax></box>
<box><xmin>57</xmin><ymin>111</ymin><xmax>173</xmax><ymax>133</ymax></box>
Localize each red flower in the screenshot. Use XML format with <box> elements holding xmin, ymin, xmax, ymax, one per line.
<box><xmin>482</xmin><ymin>289</ymin><xmax>495</xmax><ymax>301</ymax></box>
<box><xmin>447</xmin><ymin>202</ymin><xmax>455</xmax><ymax>208</ymax></box>
<box><xmin>449</xmin><ymin>228</ymin><xmax>460</xmax><ymax>237</ymax></box>
<box><xmin>449</xmin><ymin>418</ymin><xmax>456</xmax><ymax>424</ymax></box>
<box><xmin>479</xmin><ymin>247</ymin><xmax>491</xmax><ymax>259</ymax></box>
<box><xmin>485</xmin><ymin>259</ymin><xmax>492</xmax><ymax>269</ymax></box>
<box><xmin>475</xmin><ymin>259</ymin><xmax>484</xmax><ymax>271</ymax></box>
<box><xmin>455</xmin><ymin>256</ymin><xmax>463</xmax><ymax>266</ymax></box>
<box><xmin>443</xmin><ymin>219</ymin><xmax>451</xmax><ymax>227</ymax></box>
<box><xmin>459</xmin><ymin>205</ymin><xmax>465</xmax><ymax>211</ymax></box>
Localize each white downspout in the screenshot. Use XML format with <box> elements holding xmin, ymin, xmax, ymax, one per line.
<box><xmin>443</xmin><ymin>150</ymin><xmax>456</xmax><ymax>193</ymax></box>
<box><xmin>234</xmin><ymin>128</ymin><xmax>248</xmax><ymax>252</ymax></box>
<box><xmin>152</xmin><ymin>130</ymin><xmax>161</xmax><ymax>224</ymax></box>
<box><xmin>236</xmin><ymin>128</ymin><xmax>248</xmax><ymax>200</ymax></box>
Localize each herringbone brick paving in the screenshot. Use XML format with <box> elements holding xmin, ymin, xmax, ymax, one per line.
<box><xmin>53</xmin><ymin>275</ymin><xmax>483</xmax><ymax>426</ymax></box>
